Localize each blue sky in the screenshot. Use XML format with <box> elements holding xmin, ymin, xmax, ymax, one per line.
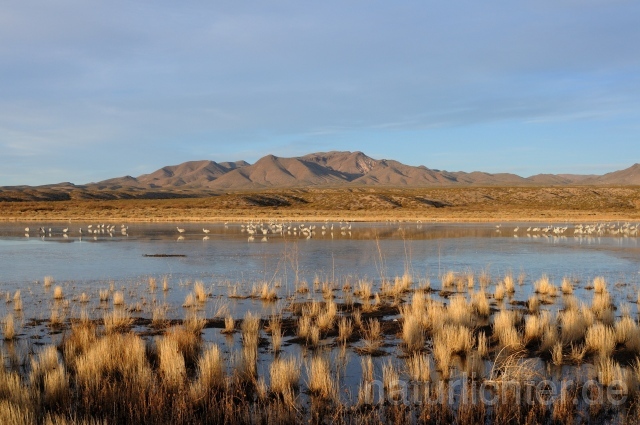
<box><xmin>1</xmin><ymin>0</ymin><xmax>639</xmax><ymax>185</ymax></box>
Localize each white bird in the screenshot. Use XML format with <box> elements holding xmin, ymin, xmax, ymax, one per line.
<box><xmin>203</xmin><ymin>228</ymin><xmax>210</xmax><ymax>234</ymax></box>
<box><xmin>24</xmin><ymin>227</ymin><xmax>30</xmax><ymax>232</ymax></box>
<box><xmin>177</xmin><ymin>227</ymin><xmax>185</xmax><ymax>233</ymax></box>
<box><xmin>62</xmin><ymin>228</ymin><xmax>68</xmax><ymax>233</ymax></box>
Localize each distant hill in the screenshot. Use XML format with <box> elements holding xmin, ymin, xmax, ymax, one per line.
<box><xmin>0</xmin><ymin>151</ymin><xmax>638</xmax><ymax>201</ymax></box>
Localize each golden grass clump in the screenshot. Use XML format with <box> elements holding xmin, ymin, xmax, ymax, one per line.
<box><xmin>74</xmin><ymin>332</ymin><xmax>152</xmax><ymax>404</ymax></box>
<box><xmin>561</xmin><ymin>277</ymin><xmax>573</xmax><ymax>295</ymax></box>
<box><xmin>190</xmin><ymin>344</ymin><xmax>225</xmax><ymax>397</ymax></box>
<box><xmin>43</xmin><ymin>276</ymin><xmax>54</xmax><ymax>287</ymax></box>
<box><xmin>222</xmin><ymin>315</ymin><xmax>235</xmax><ymax>334</ymax></box>
<box><xmin>354</xmin><ymin>280</ymin><xmax>372</xmax><ymax>301</ymax></box>
<box><xmin>30</xmin><ymin>345</ymin><xmax>69</xmax><ymax>409</ymax></box>
<box><xmin>306</xmin><ymin>356</ymin><xmax>335</xmax><ymax>400</ymax></box>
<box><xmin>597</xmin><ymin>356</ymin><xmax>623</xmax><ymax>387</ymax></box>
<box><xmin>338</xmin><ymin>317</ymin><xmax>353</xmax><ymax>344</ymax></box>
<box><xmin>524</xmin><ymin>312</ymin><xmax>551</xmax><ymax>343</ymax></box>
<box><xmin>62</xmin><ymin>321</ymin><xmax>97</xmax><ymax>370</ymax></box>
<box><xmin>471</xmin><ymin>291</ymin><xmax>490</xmax><ymax>317</ymax></box>
<box><xmin>504</xmin><ymin>273</ymin><xmax>515</xmax><ymax>293</ymax></box>
<box><xmin>162</xmin><ymin>276</ymin><xmax>170</xmax><ymax>292</ymax></box>
<box><xmin>585</xmin><ymin>323</ymin><xmax>616</xmax><ymax>358</ymax></box>
<box><xmin>112</xmin><ymin>291</ymin><xmax>124</xmax><ymax>306</ymax></box>
<box><xmin>53</xmin><ymin>286</ymin><xmax>64</xmax><ymax>300</ymax></box>
<box><xmin>534</xmin><ymin>275</ymin><xmax>557</xmax><ymax>297</ymax></box>
<box><xmin>359</xmin><ymin>319</ymin><xmax>383</xmax><ymax>353</ymax></box>
<box><xmin>194</xmin><ymin>281</ymin><xmax>208</xmax><ymax>303</ymax></box>
<box><xmin>183</xmin><ymin>314</ymin><xmax>206</xmax><ymax>335</ymax></box>
<box><xmin>551</xmin><ymin>342</ymin><xmax>564</xmax><ymax>366</ymax></box>
<box><xmin>270</xmin><ymin>356</ymin><xmax>300</xmax><ymax>395</ymax></box>
<box><xmin>406</xmin><ymin>353</ymin><xmax>431</xmax><ymax>382</ymax></box>
<box><xmin>151</xmin><ymin>306</ymin><xmax>168</xmax><ymax>329</ymax></box>
<box><xmin>402</xmin><ymin>314</ymin><xmax>424</xmax><ymax>352</ymax></box>
<box><xmin>259</xmin><ymin>282</ymin><xmax>277</xmax><ymax>301</ymax></box>
<box><xmin>268</xmin><ymin>316</ymin><xmax>283</xmax><ymax>352</ymax></box>
<box><xmin>157</xmin><ymin>337</ymin><xmax>186</xmax><ymax>390</ymax></box>
<box><xmin>441</xmin><ymin>271</ymin><xmax>456</xmax><ymax>288</ymax></box>
<box><xmin>298</xmin><ymin>315</ymin><xmax>312</xmax><ymax>340</ymax></box>
<box><xmin>241</xmin><ymin>311</ymin><xmax>261</xmax><ymax>347</ymax></box>
<box><xmin>103</xmin><ymin>309</ymin><xmax>133</xmax><ymax>333</ymax></box>
<box><xmin>615</xmin><ymin>316</ymin><xmax>638</xmax><ymax>345</ymax></box>
<box><xmin>528</xmin><ymin>295</ymin><xmax>540</xmax><ymax>314</ymax></box>
<box><xmin>182</xmin><ymin>293</ymin><xmax>196</xmax><ymax>308</ymax></box>
<box><xmin>12</xmin><ymin>291</ymin><xmax>22</xmax><ymax>312</ymax></box>
<box><xmin>99</xmin><ymin>289</ymin><xmax>110</xmax><ymax>302</ymax></box>
<box><xmin>447</xmin><ymin>295</ymin><xmax>473</xmax><ymax>327</ymax></box>
<box><xmin>49</xmin><ymin>308</ymin><xmax>64</xmax><ymax>328</ymax></box>
<box><xmin>559</xmin><ymin>309</ymin><xmax>588</xmax><ymax>345</ymax></box>
<box><xmin>79</xmin><ymin>292</ymin><xmax>90</xmax><ymax>303</ymax></box>
<box><xmin>382</xmin><ymin>361</ymin><xmax>402</xmax><ymax>402</ymax></box>
<box><xmin>494</xmin><ymin>284</ymin><xmax>505</xmax><ymax>301</ymax></box>
<box><xmin>148</xmin><ymin>277</ymin><xmax>157</xmax><ymax>291</ymax></box>
<box><xmin>2</xmin><ymin>314</ymin><xmax>16</xmax><ymax>340</ymax></box>
<box><xmin>477</xmin><ymin>331</ymin><xmax>489</xmax><ymax>358</ymax></box>
<box><xmin>493</xmin><ymin>309</ymin><xmax>522</xmax><ymax>350</ymax></box>
<box><xmin>569</xmin><ymin>343</ymin><xmax>587</xmax><ymax>364</ymax></box>
<box><xmin>593</xmin><ymin>276</ymin><xmax>607</xmax><ymax>294</ymax></box>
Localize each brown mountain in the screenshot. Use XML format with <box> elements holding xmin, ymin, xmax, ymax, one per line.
<box><xmin>81</xmin><ymin>153</ymin><xmax>640</xmax><ymax>190</ymax></box>
<box><xmin>1</xmin><ymin>152</ymin><xmax>638</xmax><ymax>202</ymax></box>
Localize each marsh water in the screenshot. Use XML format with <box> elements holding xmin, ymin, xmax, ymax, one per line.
<box><xmin>1</xmin><ymin>220</ymin><xmax>640</xmax><ymax>404</ymax></box>
<box><xmin>1</xmin><ymin>221</ymin><xmax>639</xmax><ymax>318</ymax></box>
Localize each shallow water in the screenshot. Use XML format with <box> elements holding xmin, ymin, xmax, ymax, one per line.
<box><xmin>1</xmin><ymin>221</ymin><xmax>640</xmax><ymax>321</ymax></box>
<box><xmin>2</xmin><ymin>220</ymin><xmax>640</xmax><ymax>412</ymax></box>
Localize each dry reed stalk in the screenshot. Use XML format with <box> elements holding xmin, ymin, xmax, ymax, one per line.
<box><xmin>338</xmin><ymin>317</ymin><xmax>353</xmax><ymax>344</ymax></box>
<box><xmin>112</xmin><ymin>291</ymin><xmax>124</xmax><ymax>306</ymax></box>
<box><xmin>157</xmin><ymin>337</ymin><xmax>186</xmax><ymax>390</ymax></box>
<box><xmin>99</xmin><ymin>289</ymin><xmax>110</xmax><ymax>302</ymax></box>
<box><xmin>190</xmin><ymin>344</ymin><xmax>225</xmax><ymax>399</ymax></box>
<box><xmin>441</xmin><ymin>271</ymin><xmax>456</xmax><ymax>289</ymax></box>
<box><xmin>194</xmin><ymin>281</ymin><xmax>207</xmax><ymax>303</ymax></box>
<box><xmin>103</xmin><ymin>309</ymin><xmax>133</xmax><ymax>333</ymax></box>
<box><xmin>2</xmin><ymin>314</ymin><xmax>16</xmax><ymax>340</ymax></box>
<box><xmin>585</xmin><ymin>323</ymin><xmax>616</xmax><ymax>358</ymax></box>
<box><xmin>406</xmin><ymin>353</ymin><xmax>431</xmax><ymax>382</ymax></box>
<box><xmin>222</xmin><ymin>315</ymin><xmax>235</xmax><ymax>334</ymax></box>
<box><xmin>148</xmin><ymin>277</ymin><xmax>157</xmax><ymax>291</ymax></box>
<box><xmin>402</xmin><ymin>314</ymin><xmax>424</xmax><ymax>352</ymax></box>
<box><xmin>53</xmin><ymin>286</ymin><xmax>64</xmax><ymax>300</ymax></box>
<box><xmin>270</xmin><ymin>356</ymin><xmax>300</xmax><ymax>395</ymax></box>
<box><xmin>561</xmin><ymin>277</ymin><xmax>573</xmax><ymax>295</ymax></box>
<box><xmin>504</xmin><ymin>273</ymin><xmax>515</xmax><ymax>293</ymax></box>
<box><xmin>593</xmin><ymin>276</ymin><xmax>607</xmax><ymax>294</ymax></box>
<box><xmin>43</xmin><ymin>276</ymin><xmax>54</xmax><ymax>287</ymax></box>
<box><xmin>306</xmin><ymin>356</ymin><xmax>335</xmax><ymax>400</ymax></box>
<box><xmin>471</xmin><ymin>291</ymin><xmax>490</xmax><ymax>317</ymax></box>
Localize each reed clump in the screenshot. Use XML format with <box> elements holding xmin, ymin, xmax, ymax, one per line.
<box><xmin>306</xmin><ymin>356</ymin><xmax>336</xmax><ymax>400</ymax></box>
<box><xmin>2</xmin><ymin>314</ymin><xmax>16</xmax><ymax>340</ymax></box>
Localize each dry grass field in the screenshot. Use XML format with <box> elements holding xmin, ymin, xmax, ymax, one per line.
<box><xmin>1</xmin><ymin>186</ymin><xmax>640</xmax><ymax>222</ymax></box>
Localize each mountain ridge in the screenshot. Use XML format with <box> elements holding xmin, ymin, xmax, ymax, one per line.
<box><xmin>0</xmin><ymin>151</ymin><xmax>638</xmax><ymax>202</ymax></box>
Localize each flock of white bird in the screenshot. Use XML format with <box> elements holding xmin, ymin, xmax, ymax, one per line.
<box><xmin>176</xmin><ymin>220</ymin><xmax>354</xmax><ymax>242</ymax></box>
<box><xmin>499</xmin><ymin>222</ymin><xmax>639</xmax><ymax>236</ymax></box>
<box><xmin>24</xmin><ymin>224</ymin><xmax>129</xmax><ymax>239</ymax></box>
<box><xmin>22</xmin><ymin>220</ymin><xmax>639</xmax><ymax>242</ymax></box>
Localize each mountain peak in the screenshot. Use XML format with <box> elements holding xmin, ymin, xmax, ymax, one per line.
<box><xmin>86</xmin><ymin>152</ymin><xmax>640</xmax><ymax>191</ymax></box>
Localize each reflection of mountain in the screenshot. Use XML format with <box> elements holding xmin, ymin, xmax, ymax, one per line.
<box><xmin>1</xmin><ymin>151</ymin><xmax>638</xmax><ymax>201</ymax></box>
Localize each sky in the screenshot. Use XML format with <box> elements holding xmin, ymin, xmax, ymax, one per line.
<box><xmin>1</xmin><ymin>0</ymin><xmax>639</xmax><ymax>186</ymax></box>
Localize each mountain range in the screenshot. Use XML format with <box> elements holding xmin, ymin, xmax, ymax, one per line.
<box><xmin>1</xmin><ymin>151</ymin><xmax>639</xmax><ymax>202</ymax></box>
<box><xmin>93</xmin><ymin>151</ymin><xmax>640</xmax><ymax>190</ymax></box>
